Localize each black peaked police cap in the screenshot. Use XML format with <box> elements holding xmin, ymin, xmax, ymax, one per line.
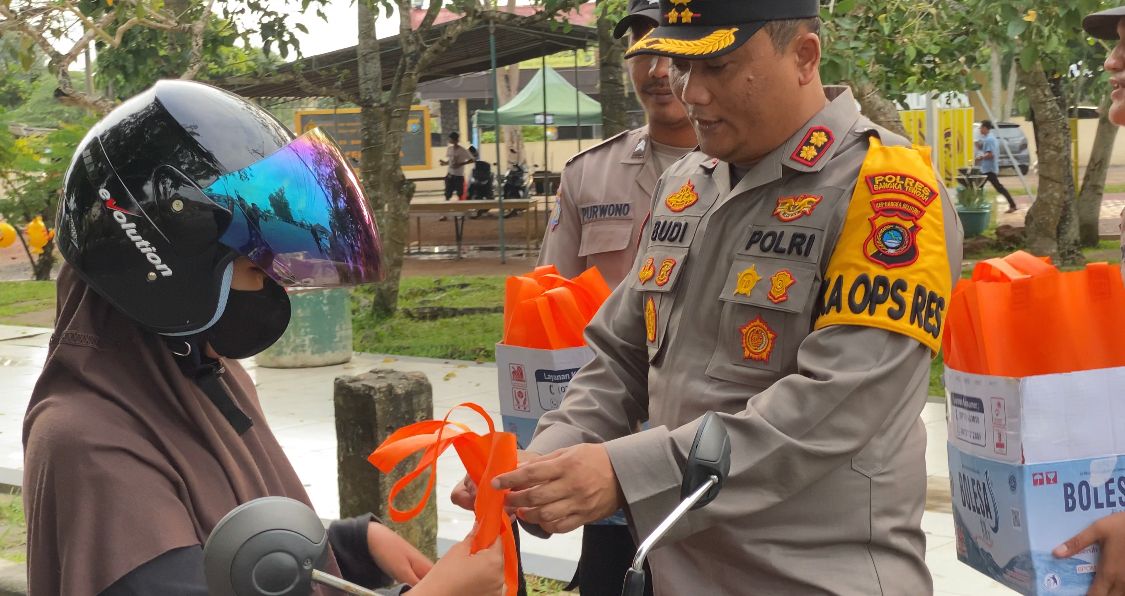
<box><xmin>613</xmin><ymin>0</ymin><xmax>663</xmax><ymax>40</ymax></box>
<box><xmin>626</xmin><ymin>0</ymin><xmax>820</xmax><ymax>60</ymax></box>
<box><xmin>1084</xmin><ymin>6</ymin><xmax>1125</xmax><ymax>40</ymax></box>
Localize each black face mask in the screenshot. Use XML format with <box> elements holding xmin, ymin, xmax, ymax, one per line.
<box><xmin>203</xmin><ymin>281</ymin><xmax>291</xmax><ymax>359</ymax></box>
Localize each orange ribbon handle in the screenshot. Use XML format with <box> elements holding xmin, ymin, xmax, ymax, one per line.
<box><xmin>368</xmin><ymin>404</ymin><xmax>519</xmax><ymax>594</ymax></box>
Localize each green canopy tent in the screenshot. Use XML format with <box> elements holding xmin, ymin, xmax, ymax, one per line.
<box><xmin>473</xmin><ymin>65</ymin><xmax>602</xmax><ymax>198</ymax></box>
<box><xmin>473</xmin><ymin>65</ymin><xmax>602</xmax><ymax>127</ymax></box>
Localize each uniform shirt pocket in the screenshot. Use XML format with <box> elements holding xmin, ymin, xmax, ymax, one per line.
<box><xmin>705</xmin><ymin>257</ymin><xmax>819</xmax><ymax>385</ymax></box>
<box><xmin>578</xmin><ymin>220</ymin><xmax>633</xmax><ymax>257</ymax></box>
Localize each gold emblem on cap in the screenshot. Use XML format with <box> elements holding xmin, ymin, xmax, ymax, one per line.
<box><xmin>666</xmin><ymin>0</ymin><xmax>700</xmax><ymax>25</ymax></box>
<box><xmin>628</xmin><ymin>28</ymin><xmax>740</xmax><ymax>57</ymax></box>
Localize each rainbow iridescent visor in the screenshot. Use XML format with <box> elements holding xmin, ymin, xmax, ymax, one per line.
<box><xmin>203</xmin><ymin>128</ymin><xmax>383</xmax><ymax>287</ymax></box>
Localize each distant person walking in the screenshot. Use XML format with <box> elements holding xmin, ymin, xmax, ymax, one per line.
<box><xmin>440</xmin><ymin>132</ymin><xmax>475</xmax><ymax>202</ymax></box>
<box><xmin>976</xmin><ymin>120</ymin><xmax>1018</xmax><ymax>213</ymax></box>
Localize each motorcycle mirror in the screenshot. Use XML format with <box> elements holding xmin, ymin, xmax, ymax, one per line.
<box><xmin>681</xmin><ymin>412</ymin><xmax>731</xmax><ymax>509</ymax></box>
<box><xmin>203</xmin><ymin>497</ymin><xmax>331</xmax><ymax>596</ymax></box>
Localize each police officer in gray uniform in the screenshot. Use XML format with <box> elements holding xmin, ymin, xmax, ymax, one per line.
<box><xmin>532</xmin><ymin>3</ymin><xmax>695</xmax><ymax>593</ymax></box>
<box><xmin>537</xmin><ymin>0</ymin><xmax>696</xmax><ymax>288</ymax></box>
<box><xmin>492</xmin><ymin>1</ymin><xmax>963</xmax><ymax>594</ymax></box>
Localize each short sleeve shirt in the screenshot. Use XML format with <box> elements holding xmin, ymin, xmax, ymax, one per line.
<box><xmin>978</xmin><ymin>135</ymin><xmax>1000</xmax><ymax>174</ymax></box>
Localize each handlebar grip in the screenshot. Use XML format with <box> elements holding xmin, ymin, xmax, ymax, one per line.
<box><xmin>621</xmin><ymin>569</ymin><xmax>647</xmax><ymax>596</ymax></box>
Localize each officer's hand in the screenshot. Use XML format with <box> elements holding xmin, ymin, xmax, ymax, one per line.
<box><xmin>452</xmin><ymin>450</ymin><xmax>540</xmax><ymax>512</ymax></box>
<box><xmin>366</xmin><ymin>521</ymin><xmax>434</xmax><ymax>585</ymax></box>
<box><xmin>492</xmin><ymin>443</ymin><xmax>624</xmax><ymax>535</ymax></box>
<box><xmin>410</xmin><ymin>528</ymin><xmax>505</xmax><ymax>596</ymax></box>
<box><xmin>1055</xmin><ymin>511</ymin><xmax>1125</xmax><ymax>596</ymax></box>
<box><xmin>451</xmin><ymin>474</ymin><xmax>477</xmax><ymax>511</ymax></box>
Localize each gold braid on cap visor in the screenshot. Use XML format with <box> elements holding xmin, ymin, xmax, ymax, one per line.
<box><xmin>627</xmin><ymin>27</ymin><xmax>740</xmax><ymax>56</ymax></box>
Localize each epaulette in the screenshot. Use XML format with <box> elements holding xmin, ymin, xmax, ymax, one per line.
<box><xmin>856</xmin><ymin>123</ymin><xmax>912</xmax><ymax>149</ymax></box>
<box><xmin>564</xmin><ymin>128</ymin><xmax>638</xmax><ymax>167</ymax></box>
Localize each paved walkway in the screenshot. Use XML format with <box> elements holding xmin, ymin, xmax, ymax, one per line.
<box><xmin>0</xmin><ymin>325</ymin><xmax>1011</xmax><ymax>594</ymax></box>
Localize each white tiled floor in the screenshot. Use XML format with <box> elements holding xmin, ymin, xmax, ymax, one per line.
<box><xmin>0</xmin><ymin>324</ymin><xmax>1013</xmax><ymax>591</ymax></box>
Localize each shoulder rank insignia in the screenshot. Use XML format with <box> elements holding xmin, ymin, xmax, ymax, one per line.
<box><xmin>739</xmin><ymin>315</ymin><xmax>777</xmax><ymax>362</ymax></box>
<box><xmin>655</xmin><ymin>257</ymin><xmax>677</xmax><ymax>287</ymax></box>
<box><xmin>774</xmin><ymin>194</ymin><xmax>823</xmax><ymax>222</ymax></box>
<box><xmin>645</xmin><ymin>296</ymin><xmax>657</xmax><ymax>343</ymax></box>
<box><xmin>664</xmin><ymin>180</ymin><xmax>700</xmax><ymax>212</ymax></box>
<box><xmin>790</xmin><ymin>126</ymin><xmax>835</xmax><ymax>168</ymax></box>
<box><xmin>767</xmin><ymin>269</ymin><xmax>796</xmax><ymax>304</ymax></box>
<box><xmin>638</xmin><ymin>256</ymin><xmax>656</xmax><ymax>284</ymax></box>
<box><xmin>734</xmin><ymin>265</ymin><xmax>761</xmax><ymax>297</ymax></box>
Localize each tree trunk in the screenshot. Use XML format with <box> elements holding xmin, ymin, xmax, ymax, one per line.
<box><xmin>1003</xmin><ymin>60</ymin><xmax>1018</xmax><ymax>121</ymax></box>
<box><xmin>33</xmin><ymin>248</ymin><xmax>54</xmax><ymax>281</ymax></box>
<box><xmin>853</xmin><ymin>81</ymin><xmax>908</xmax><ymax>138</ymax></box>
<box><xmin>597</xmin><ymin>0</ymin><xmax>627</xmax><ymax>138</ymax></box>
<box><xmin>989</xmin><ymin>44</ymin><xmax>1003</xmax><ymax>118</ymax></box>
<box><xmin>357</xmin><ymin>1</ymin><xmax>404</xmax><ymax>318</ymax></box>
<box><xmin>499</xmin><ymin>0</ymin><xmax>525</xmax><ymax>169</ymax></box>
<box><xmin>1078</xmin><ymin>93</ymin><xmax>1119</xmax><ymax>247</ymax></box>
<box><xmin>1020</xmin><ymin>62</ymin><xmax>1082</xmax><ymax>264</ymax></box>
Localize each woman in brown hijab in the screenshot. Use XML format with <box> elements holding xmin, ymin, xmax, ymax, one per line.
<box><xmin>23</xmin><ymin>80</ymin><xmax>503</xmax><ymax>596</ymax></box>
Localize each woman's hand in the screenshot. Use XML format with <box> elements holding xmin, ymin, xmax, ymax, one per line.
<box><xmin>366</xmin><ymin>522</ymin><xmax>434</xmax><ymax>585</ymax></box>
<box><xmin>1055</xmin><ymin>511</ymin><xmax>1125</xmax><ymax>596</ymax></box>
<box><xmin>409</xmin><ymin>531</ymin><xmax>505</xmax><ymax>596</ymax></box>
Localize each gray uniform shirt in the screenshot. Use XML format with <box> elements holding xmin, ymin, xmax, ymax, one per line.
<box><xmin>529</xmin><ymin>87</ymin><xmax>963</xmax><ymax>595</ymax></box>
<box><xmin>538</xmin><ymin>127</ymin><xmax>691</xmax><ymax>287</ymax></box>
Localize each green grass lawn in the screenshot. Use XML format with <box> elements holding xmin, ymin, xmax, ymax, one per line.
<box><xmin>352</xmin><ymin>276</ymin><xmax>505</xmax><ymax>362</ymax></box>
<box><xmin>0</xmin><ymin>492</ymin><xmax>25</xmax><ymax>564</ymax></box>
<box><xmin>0</xmin><ymin>281</ymin><xmax>55</xmax><ymax>325</ymax></box>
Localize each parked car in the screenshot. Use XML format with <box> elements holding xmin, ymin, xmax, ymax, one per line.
<box><xmin>973</xmin><ymin>121</ymin><xmax>1031</xmax><ymax>175</ymax></box>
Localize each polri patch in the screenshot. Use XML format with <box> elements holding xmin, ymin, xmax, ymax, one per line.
<box><xmin>767</xmin><ymin>269</ymin><xmax>796</xmax><ymax>304</ymax></box>
<box><xmin>865</xmin><ymin>198</ymin><xmax>924</xmax><ymax>269</ymax></box>
<box><xmin>773</xmin><ymin>194</ymin><xmax>823</xmax><ymax>222</ymax></box>
<box><xmin>739</xmin><ymin>315</ymin><xmax>777</xmax><ymax>362</ymax></box>
<box><xmin>664</xmin><ymin>180</ymin><xmax>700</xmax><ymax>213</ymax></box>
<box><xmin>790</xmin><ymin>126</ymin><xmax>834</xmax><ymax>168</ymax></box>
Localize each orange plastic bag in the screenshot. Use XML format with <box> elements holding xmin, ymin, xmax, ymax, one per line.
<box><xmin>368</xmin><ymin>404</ymin><xmax>519</xmax><ymax>594</ymax></box>
<box><xmin>943</xmin><ymin>252</ymin><xmax>1125</xmax><ymax>377</ymax></box>
<box><xmin>502</xmin><ymin>266</ymin><xmax>612</xmax><ymax>349</ymax></box>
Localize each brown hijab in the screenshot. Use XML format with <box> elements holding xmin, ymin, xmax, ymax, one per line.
<box><xmin>23</xmin><ymin>265</ymin><xmax>343</xmax><ymax>595</ymax></box>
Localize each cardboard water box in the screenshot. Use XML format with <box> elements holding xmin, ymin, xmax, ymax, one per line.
<box><xmin>946</xmin><ymin>367</ymin><xmax>1125</xmax><ymax>465</ymax></box>
<box><xmin>948</xmin><ymin>445</ymin><xmax>1124</xmax><ymax>595</ymax></box>
<box><xmin>494</xmin><ymin>343</ymin><xmax>594</xmax><ymax>449</ymax></box>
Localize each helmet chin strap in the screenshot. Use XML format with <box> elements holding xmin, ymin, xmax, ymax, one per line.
<box><xmin>165</xmin><ymin>334</ymin><xmax>254</xmax><ymax>435</ymax></box>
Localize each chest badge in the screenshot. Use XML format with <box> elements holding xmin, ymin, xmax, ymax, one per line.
<box><xmin>734</xmin><ymin>265</ymin><xmax>761</xmax><ymax>297</ymax></box>
<box><xmin>664</xmin><ymin>180</ymin><xmax>700</xmax><ymax>212</ymax></box>
<box><xmin>790</xmin><ymin>126</ymin><xmax>835</xmax><ymax>168</ymax></box>
<box><xmin>638</xmin><ymin>256</ymin><xmax>656</xmax><ymax>284</ymax></box>
<box><xmin>655</xmin><ymin>257</ymin><xmax>678</xmax><ymax>287</ymax></box>
<box><xmin>739</xmin><ymin>315</ymin><xmax>777</xmax><ymax>362</ymax></box>
<box><xmin>645</xmin><ymin>296</ymin><xmax>657</xmax><ymax>343</ymax></box>
<box><xmin>767</xmin><ymin>269</ymin><xmax>796</xmax><ymax>304</ymax></box>
<box><xmin>773</xmin><ymin>194</ymin><xmax>823</xmax><ymax>222</ymax></box>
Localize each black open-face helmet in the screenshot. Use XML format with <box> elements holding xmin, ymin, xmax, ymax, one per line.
<box><xmin>58</xmin><ymin>80</ymin><xmax>383</xmax><ymax>335</ymax></box>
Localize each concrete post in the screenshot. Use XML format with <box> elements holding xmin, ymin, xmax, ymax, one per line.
<box><xmin>334</xmin><ymin>369</ymin><xmax>437</xmax><ymax>558</ymax></box>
